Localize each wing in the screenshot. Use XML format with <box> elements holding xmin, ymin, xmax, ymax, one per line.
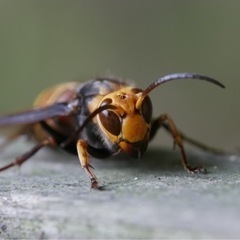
<box><xmin>0</xmin><ymin>102</ymin><xmax>76</xmax><ymax>126</ymax></box>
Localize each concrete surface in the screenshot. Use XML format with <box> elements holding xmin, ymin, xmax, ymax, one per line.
<box><xmin>0</xmin><ymin>139</ymin><xmax>240</xmax><ymax>239</ymax></box>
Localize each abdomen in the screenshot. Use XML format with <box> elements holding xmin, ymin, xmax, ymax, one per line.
<box><xmin>32</xmin><ymin>82</ymin><xmax>79</xmax><ymax>143</ymax></box>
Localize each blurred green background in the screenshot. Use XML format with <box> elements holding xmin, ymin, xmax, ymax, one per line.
<box><xmin>0</xmin><ymin>0</ymin><xmax>239</xmax><ymax>150</ymax></box>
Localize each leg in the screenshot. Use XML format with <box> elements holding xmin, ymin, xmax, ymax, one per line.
<box><xmin>0</xmin><ymin>137</ymin><xmax>55</xmax><ymax>172</ymax></box>
<box><xmin>168</xmin><ymin>127</ymin><xmax>229</xmax><ymax>155</ymax></box>
<box><xmin>158</xmin><ymin>121</ymin><xmax>230</xmax><ymax>155</ymax></box>
<box><xmin>76</xmin><ymin>139</ymin><xmax>99</xmax><ymax>189</ymax></box>
<box><xmin>150</xmin><ymin>114</ymin><xmax>206</xmax><ymax>174</ymax></box>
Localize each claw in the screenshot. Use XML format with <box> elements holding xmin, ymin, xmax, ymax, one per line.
<box><xmin>90</xmin><ymin>178</ymin><xmax>100</xmax><ymax>189</ymax></box>
<box><xmin>187</xmin><ymin>166</ymin><xmax>207</xmax><ymax>174</ymax></box>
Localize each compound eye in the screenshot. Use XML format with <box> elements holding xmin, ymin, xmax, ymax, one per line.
<box><xmin>99</xmin><ymin>98</ymin><xmax>121</xmax><ymax>135</ymax></box>
<box><xmin>99</xmin><ymin>110</ymin><xmax>121</xmax><ymax>136</ymax></box>
<box><xmin>141</xmin><ymin>96</ymin><xmax>152</xmax><ymax>123</ymax></box>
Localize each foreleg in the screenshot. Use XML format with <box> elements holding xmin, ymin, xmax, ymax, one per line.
<box><xmin>150</xmin><ymin>114</ymin><xmax>206</xmax><ymax>174</ymax></box>
<box><xmin>76</xmin><ymin>139</ymin><xmax>99</xmax><ymax>189</ymax></box>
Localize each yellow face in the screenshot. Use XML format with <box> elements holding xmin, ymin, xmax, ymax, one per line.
<box><xmin>96</xmin><ymin>87</ymin><xmax>152</xmax><ymax>158</ymax></box>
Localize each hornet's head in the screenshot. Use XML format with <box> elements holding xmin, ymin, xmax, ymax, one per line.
<box><xmin>97</xmin><ymin>87</ymin><xmax>152</xmax><ymax>158</ymax></box>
